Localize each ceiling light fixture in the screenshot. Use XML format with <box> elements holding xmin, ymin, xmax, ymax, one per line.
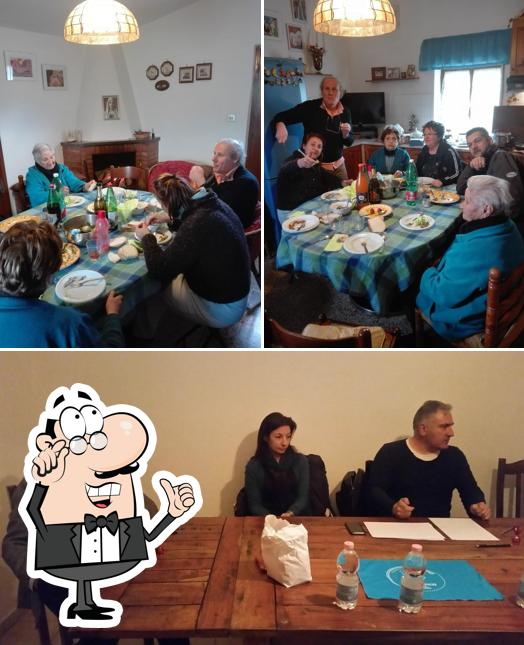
<box><xmin>313</xmin><ymin>0</ymin><xmax>397</xmax><ymax>38</ymax></box>
<box><xmin>64</xmin><ymin>0</ymin><xmax>139</xmax><ymax>45</ymax></box>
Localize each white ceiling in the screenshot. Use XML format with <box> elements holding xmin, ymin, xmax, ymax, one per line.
<box><xmin>0</xmin><ymin>0</ymin><xmax>200</xmax><ymax>37</ymax></box>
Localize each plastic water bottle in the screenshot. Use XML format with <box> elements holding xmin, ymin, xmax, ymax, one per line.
<box><xmin>405</xmin><ymin>159</ymin><xmax>418</xmax><ymax>206</ymax></box>
<box><xmin>517</xmin><ymin>573</ymin><xmax>524</xmax><ymax>608</ymax></box>
<box><xmin>398</xmin><ymin>544</ymin><xmax>426</xmax><ymax>614</ymax></box>
<box><xmin>95</xmin><ymin>210</ymin><xmax>109</xmax><ymax>255</ymax></box>
<box><xmin>335</xmin><ymin>540</ymin><xmax>359</xmax><ymax>610</ymax></box>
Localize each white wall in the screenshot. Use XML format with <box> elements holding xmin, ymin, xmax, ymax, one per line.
<box><xmin>0</xmin><ymin>0</ymin><xmax>259</xmax><ymax>212</ymax></box>
<box><xmin>264</xmin><ymin>0</ymin><xmax>524</xmax><ymax>129</ymax></box>
<box><xmin>0</xmin><ymin>351</ymin><xmax>523</xmax><ymax>623</ymax></box>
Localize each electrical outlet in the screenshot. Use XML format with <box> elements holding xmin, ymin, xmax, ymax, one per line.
<box><xmin>227</xmin><ymin>114</ymin><xmax>236</xmax><ymax>122</ymax></box>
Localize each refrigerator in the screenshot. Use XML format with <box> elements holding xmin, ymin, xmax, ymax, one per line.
<box><xmin>264</xmin><ymin>57</ymin><xmax>307</xmax><ymax>244</ymax></box>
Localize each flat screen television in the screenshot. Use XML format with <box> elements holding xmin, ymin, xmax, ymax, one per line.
<box><xmin>345</xmin><ymin>92</ymin><xmax>386</xmax><ymax>125</ymax></box>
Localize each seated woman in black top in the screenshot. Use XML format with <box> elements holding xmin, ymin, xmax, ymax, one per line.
<box><xmin>244</xmin><ymin>412</ymin><xmax>310</xmax><ymax>517</ymax></box>
<box><xmin>276</xmin><ymin>132</ymin><xmax>342</xmax><ymax>212</ymax></box>
<box><xmin>416</xmin><ymin>120</ymin><xmax>462</xmax><ymax>187</ymax></box>
<box><xmin>137</xmin><ymin>174</ymin><xmax>250</xmax><ymax>329</ymax></box>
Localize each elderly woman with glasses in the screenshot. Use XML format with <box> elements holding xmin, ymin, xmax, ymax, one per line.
<box><xmin>25</xmin><ymin>143</ymin><xmax>96</xmax><ymax>207</ymax></box>
<box><xmin>271</xmin><ymin>75</ymin><xmax>354</xmax><ymax>180</ymax></box>
<box><xmin>415</xmin><ymin>121</ymin><xmax>462</xmax><ymax>187</ymax></box>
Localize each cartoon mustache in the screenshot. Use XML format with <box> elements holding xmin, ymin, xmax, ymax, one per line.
<box><xmin>94</xmin><ymin>462</ymin><xmax>140</xmax><ymax>479</ymax></box>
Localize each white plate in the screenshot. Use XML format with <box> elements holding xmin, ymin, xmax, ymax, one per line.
<box><xmin>418</xmin><ymin>177</ymin><xmax>434</xmax><ymax>185</ymax></box>
<box><xmin>399</xmin><ymin>213</ymin><xmax>435</xmax><ymax>231</ymax></box>
<box><xmin>154</xmin><ymin>230</ymin><xmax>173</xmax><ymax>245</ymax></box>
<box><xmin>282</xmin><ymin>214</ymin><xmax>319</xmax><ymax>234</ymax></box>
<box><xmin>55</xmin><ymin>270</ymin><xmax>106</xmax><ymax>304</ymax></box>
<box><xmin>65</xmin><ymin>195</ymin><xmax>86</xmax><ymax>207</ymax></box>
<box><xmin>320</xmin><ymin>189</ymin><xmax>349</xmax><ymax>201</ymax></box>
<box><xmin>343</xmin><ymin>232</ymin><xmax>384</xmax><ymax>254</ymax></box>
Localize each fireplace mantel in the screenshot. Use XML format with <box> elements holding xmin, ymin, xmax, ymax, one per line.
<box><xmin>61</xmin><ymin>138</ymin><xmax>160</xmax><ymax>179</ymax></box>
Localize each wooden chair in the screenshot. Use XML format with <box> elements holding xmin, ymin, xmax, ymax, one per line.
<box><xmin>9</xmin><ymin>174</ymin><xmax>30</xmax><ymax>213</ymax></box>
<box><xmin>416</xmin><ymin>261</ymin><xmax>524</xmax><ymax>348</ymax></box>
<box><xmin>98</xmin><ymin>165</ymin><xmax>148</xmax><ymax>190</ymax></box>
<box><xmin>496</xmin><ymin>457</ymin><xmax>524</xmax><ymax>517</ymax></box>
<box><xmin>268</xmin><ymin>316</ymin><xmax>373</xmax><ymax>348</ymax></box>
<box><xmin>245</xmin><ymin>201</ymin><xmax>261</xmax><ymax>285</ymax></box>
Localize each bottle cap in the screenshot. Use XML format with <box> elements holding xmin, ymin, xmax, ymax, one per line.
<box><xmin>411</xmin><ymin>544</ymin><xmax>423</xmax><ymax>552</ymax></box>
<box><xmin>49</xmin><ymin>183</ymin><xmax>55</xmax><ymax>189</ymax></box>
<box><xmin>344</xmin><ymin>541</ymin><xmax>354</xmax><ymax>550</ymax></box>
<box><xmin>96</xmin><ymin>210</ymin><xmax>106</xmax><ymax>218</ymax></box>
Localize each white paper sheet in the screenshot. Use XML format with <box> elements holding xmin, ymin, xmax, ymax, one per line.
<box><xmin>428</xmin><ymin>518</ymin><xmax>499</xmax><ymax>541</ymax></box>
<box><xmin>364</xmin><ymin>521</ymin><xmax>446</xmax><ymax>540</ymax></box>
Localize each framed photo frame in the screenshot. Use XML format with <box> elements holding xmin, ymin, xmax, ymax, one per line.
<box><xmin>290</xmin><ymin>0</ymin><xmax>307</xmax><ymax>22</ymax></box>
<box><xmin>387</xmin><ymin>66</ymin><xmax>401</xmax><ymax>80</ymax></box>
<box><xmin>160</xmin><ymin>60</ymin><xmax>174</xmax><ymax>77</ymax></box>
<box><xmin>407</xmin><ymin>64</ymin><xmax>417</xmax><ymax>78</ymax></box>
<box><xmin>146</xmin><ymin>64</ymin><xmax>159</xmax><ymax>80</ymax></box>
<box><xmin>4</xmin><ymin>50</ymin><xmax>36</xmax><ymax>81</ymax></box>
<box><xmin>264</xmin><ymin>13</ymin><xmax>280</xmax><ymax>39</ymax></box>
<box><xmin>371</xmin><ymin>66</ymin><xmax>386</xmax><ymax>81</ymax></box>
<box><xmin>42</xmin><ymin>64</ymin><xmax>66</xmax><ymax>90</ymax></box>
<box><xmin>102</xmin><ymin>95</ymin><xmax>119</xmax><ymax>120</ymax></box>
<box><xmin>286</xmin><ymin>24</ymin><xmax>304</xmax><ymax>50</ymax></box>
<box><xmin>179</xmin><ymin>66</ymin><xmax>194</xmax><ymax>83</ymax></box>
<box><xmin>196</xmin><ymin>63</ymin><xmax>212</xmax><ymax>81</ymax></box>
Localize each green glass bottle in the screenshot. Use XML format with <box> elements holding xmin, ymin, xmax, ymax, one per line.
<box><xmin>52</xmin><ymin>172</ymin><xmax>66</xmax><ymax>218</ymax></box>
<box><xmin>46</xmin><ymin>183</ymin><xmax>61</xmax><ymax>226</ymax></box>
<box><xmin>105</xmin><ymin>182</ymin><xmax>118</xmax><ymax>224</ymax></box>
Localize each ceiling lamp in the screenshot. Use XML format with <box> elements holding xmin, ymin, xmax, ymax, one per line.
<box><xmin>313</xmin><ymin>0</ymin><xmax>397</xmax><ymax>37</ymax></box>
<box><xmin>64</xmin><ymin>0</ymin><xmax>139</xmax><ymax>45</ymax></box>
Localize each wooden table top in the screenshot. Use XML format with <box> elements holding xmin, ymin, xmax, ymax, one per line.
<box><xmin>72</xmin><ymin>516</ymin><xmax>524</xmax><ymax>643</ymax></box>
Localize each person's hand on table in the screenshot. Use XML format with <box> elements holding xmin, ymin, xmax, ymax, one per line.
<box><xmin>280</xmin><ymin>511</ymin><xmax>295</xmax><ymax>519</ymax></box>
<box><xmin>144</xmin><ymin>212</ymin><xmax>170</xmax><ymax>227</ymax></box>
<box><xmin>469</xmin><ymin>501</ymin><xmax>491</xmax><ymax>520</ymax></box>
<box><xmin>470</xmin><ymin>157</ymin><xmax>486</xmax><ymax>171</ymax></box>
<box><xmin>297</xmin><ymin>155</ymin><xmax>318</xmax><ymax>169</ymax></box>
<box><xmin>189</xmin><ymin>165</ymin><xmax>206</xmax><ymax>189</ymax></box>
<box><xmin>430</xmin><ymin>179</ymin><xmax>443</xmax><ymax>187</ymax></box>
<box><xmin>392</xmin><ymin>497</ymin><xmax>414</xmax><ymax>519</ymax></box>
<box><xmin>84</xmin><ymin>180</ymin><xmax>97</xmax><ymax>192</ymax></box>
<box><xmin>275</xmin><ymin>121</ymin><xmax>288</xmax><ymax>144</ymax></box>
<box><xmin>105</xmin><ymin>290</ymin><xmax>123</xmax><ymax>316</ymax></box>
<box><xmin>340</xmin><ymin>122</ymin><xmax>352</xmax><ymax>138</ymax></box>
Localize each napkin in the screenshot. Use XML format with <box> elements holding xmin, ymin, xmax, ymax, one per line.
<box><xmin>368</xmin><ymin>216</ymin><xmax>386</xmax><ymax>233</ymax></box>
<box><xmin>324</xmin><ymin>234</ymin><xmax>347</xmax><ymax>252</ymax></box>
<box><xmin>289</xmin><ymin>210</ymin><xmax>306</xmax><ymax>219</ymax></box>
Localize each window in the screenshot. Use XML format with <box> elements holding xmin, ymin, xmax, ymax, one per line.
<box><xmin>435</xmin><ymin>66</ymin><xmax>502</xmax><ymax>138</ymax></box>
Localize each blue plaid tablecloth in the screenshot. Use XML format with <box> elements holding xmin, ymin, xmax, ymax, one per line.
<box><xmin>24</xmin><ymin>191</ymin><xmax>163</xmax><ymax>318</ymax></box>
<box><xmin>276</xmin><ymin>190</ymin><xmax>463</xmax><ymax>314</ymax></box>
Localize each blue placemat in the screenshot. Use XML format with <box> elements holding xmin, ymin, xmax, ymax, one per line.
<box><xmin>358</xmin><ymin>559</ymin><xmax>504</xmax><ymax>601</ymax></box>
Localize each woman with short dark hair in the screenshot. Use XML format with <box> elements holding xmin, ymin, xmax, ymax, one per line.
<box><xmin>368</xmin><ymin>126</ymin><xmax>410</xmax><ymax>175</ymax></box>
<box><xmin>0</xmin><ymin>221</ymin><xmax>123</xmax><ymax>348</ymax></box>
<box><xmin>416</xmin><ymin>120</ymin><xmax>462</xmax><ymax>187</ymax></box>
<box><xmin>244</xmin><ymin>412</ymin><xmax>310</xmax><ymax>517</ymax></box>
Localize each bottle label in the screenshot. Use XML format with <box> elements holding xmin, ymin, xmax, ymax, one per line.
<box><xmin>336</xmin><ymin>582</ymin><xmax>358</xmax><ymax>602</ymax></box>
<box><xmin>406</xmin><ymin>190</ymin><xmax>417</xmax><ymax>202</ymax></box>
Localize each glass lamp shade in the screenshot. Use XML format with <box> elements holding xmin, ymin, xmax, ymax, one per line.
<box><xmin>313</xmin><ymin>0</ymin><xmax>397</xmax><ymax>37</ymax></box>
<box><xmin>64</xmin><ymin>0</ymin><xmax>139</xmax><ymax>45</ymax></box>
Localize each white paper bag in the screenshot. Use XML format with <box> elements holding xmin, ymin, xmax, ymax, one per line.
<box><xmin>260</xmin><ymin>515</ymin><xmax>312</xmax><ymax>588</ymax></box>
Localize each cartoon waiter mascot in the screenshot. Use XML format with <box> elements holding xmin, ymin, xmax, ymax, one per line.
<box><xmin>19</xmin><ymin>383</ymin><xmax>202</xmax><ymax>628</ymax></box>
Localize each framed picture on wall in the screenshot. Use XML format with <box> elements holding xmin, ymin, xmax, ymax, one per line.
<box><xmin>387</xmin><ymin>67</ymin><xmax>401</xmax><ymax>80</ymax></box>
<box><xmin>196</xmin><ymin>63</ymin><xmax>212</xmax><ymax>81</ymax></box>
<box><xmin>179</xmin><ymin>66</ymin><xmax>194</xmax><ymax>83</ymax></box>
<box><xmin>290</xmin><ymin>0</ymin><xmax>307</xmax><ymax>22</ymax></box>
<box><xmin>102</xmin><ymin>95</ymin><xmax>120</xmax><ymax>120</ymax></box>
<box><xmin>42</xmin><ymin>64</ymin><xmax>66</xmax><ymax>90</ymax></box>
<box><xmin>371</xmin><ymin>66</ymin><xmax>386</xmax><ymax>81</ymax></box>
<box><xmin>4</xmin><ymin>50</ymin><xmax>36</xmax><ymax>81</ymax></box>
<box><xmin>264</xmin><ymin>12</ymin><xmax>280</xmax><ymax>39</ymax></box>
<box><xmin>286</xmin><ymin>24</ymin><xmax>304</xmax><ymax>50</ymax></box>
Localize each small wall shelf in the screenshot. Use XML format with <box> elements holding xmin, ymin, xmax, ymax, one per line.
<box><xmin>365</xmin><ymin>77</ymin><xmax>420</xmax><ymax>82</ymax></box>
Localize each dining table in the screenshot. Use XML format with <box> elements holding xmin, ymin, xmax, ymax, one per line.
<box><xmin>11</xmin><ymin>190</ymin><xmax>164</xmax><ymax>319</ymax></box>
<box><xmin>70</xmin><ymin>515</ymin><xmax>524</xmax><ymax>643</ymax></box>
<box><xmin>276</xmin><ymin>187</ymin><xmax>464</xmax><ymax>315</ymax></box>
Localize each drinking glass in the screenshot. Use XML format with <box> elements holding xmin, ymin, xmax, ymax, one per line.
<box><xmin>86</xmin><ymin>239</ymin><xmax>99</xmax><ymax>260</ymax></box>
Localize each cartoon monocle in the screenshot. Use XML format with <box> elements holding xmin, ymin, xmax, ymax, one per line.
<box><xmin>19</xmin><ymin>383</ymin><xmax>202</xmax><ymax>628</ymax></box>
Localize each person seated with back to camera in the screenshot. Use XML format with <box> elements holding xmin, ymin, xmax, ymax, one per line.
<box><xmin>416</xmin><ymin>175</ymin><xmax>524</xmax><ymax>344</ymax></box>
<box><xmin>26</xmin><ymin>143</ymin><xmax>96</xmax><ymax>207</ymax></box>
<box><xmin>0</xmin><ymin>221</ymin><xmax>124</xmax><ymax>348</ymax></box>
<box><xmin>456</xmin><ymin>126</ymin><xmax>524</xmax><ymax>232</ymax></box>
<box><xmin>134</xmin><ymin>173</ymin><xmax>250</xmax><ymax>335</ymax></box>
<box><xmin>276</xmin><ymin>132</ymin><xmax>342</xmax><ymax>219</ymax></box>
<box><xmin>245</xmin><ymin>412</ymin><xmax>310</xmax><ymax>518</ymax></box>
<box><xmin>415</xmin><ymin>120</ymin><xmax>462</xmax><ymax>187</ymax></box>
<box><xmin>367</xmin><ymin>125</ymin><xmax>410</xmax><ymax>176</ymax></box>
<box><xmin>367</xmin><ymin>400</ymin><xmax>491</xmax><ymax>519</ymax></box>
<box><xmin>188</xmin><ymin>138</ymin><xmax>259</xmax><ymax>228</ymax></box>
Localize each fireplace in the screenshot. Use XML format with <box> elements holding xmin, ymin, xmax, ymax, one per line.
<box><xmin>61</xmin><ymin>137</ymin><xmax>159</xmax><ymax>179</ymax></box>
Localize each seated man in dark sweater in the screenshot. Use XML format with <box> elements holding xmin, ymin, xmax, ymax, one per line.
<box><xmin>189</xmin><ymin>138</ymin><xmax>259</xmax><ymax>228</ymax></box>
<box><xmin>367</xmin><ymin>400</ymin><xmax>491</xmax><ymax>519</ymax></box>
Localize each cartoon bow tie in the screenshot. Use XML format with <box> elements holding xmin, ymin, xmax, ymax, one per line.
<box><xmin>84</xmin><ymin>511</ymin><xmax>119</xmax><ymax>535</ymax></box>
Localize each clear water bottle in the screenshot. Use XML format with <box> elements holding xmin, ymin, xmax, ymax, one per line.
<box><xmin>398</xmin><ymin>544</ymin><xmax>426</xmax><ymax>614</ymax></box>
<box><xmin>95</xmin><ymin>210</ymin><xmax>109</xmax><ymax>255</ymax></box>
<box><xmin>405</xmin><ymin>159</ymin><xmax>418</xmax><ymax>206</ymax></box>
<box><xmin>517</xmin><ymin>572</ymin><xmax>524</xmax><ymax>608</ymax></box>
<box><xmin>335</xmin><ymin>540</ymin><xmax>359</xmax><ymax>610</ymax></box>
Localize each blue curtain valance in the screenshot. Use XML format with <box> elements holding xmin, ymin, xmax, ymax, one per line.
<box><xmin>419</xmin><ymin>29</ymin><xmax>511</xmax><ymax>71</ymax></box>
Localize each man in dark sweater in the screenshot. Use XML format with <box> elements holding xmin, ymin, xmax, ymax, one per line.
<box><xmin>189</xmin><ymin>138</ymin><xmax>259</xmax><ymax>228</ymax></box>
<box><xmin>367</xmin><ymin>400</ymin><xmax>491</xmax><ymax>519</ymax></box>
